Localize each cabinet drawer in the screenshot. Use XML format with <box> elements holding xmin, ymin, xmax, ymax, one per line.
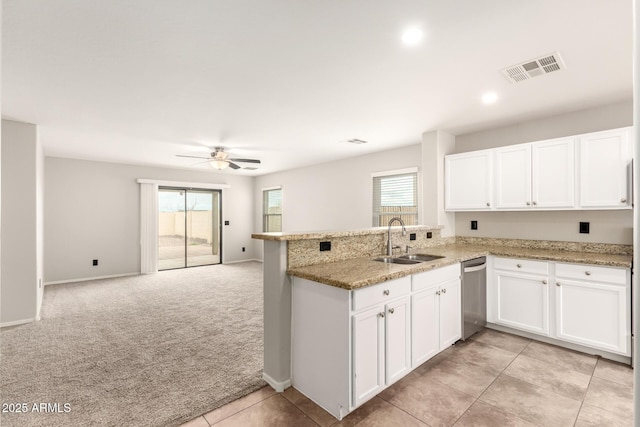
<box><xmin>494</xmin><ymin>257</ymin><xmax>549</xmax><ymax>275</ymax></box>
<box><xmin>412</xmin><ymin>263</ymin><xmax>460</xmax><ymax>292</ymax></box>
<box><xmin>556</xmin><ymin>263</ymin><xmax>627</xmax><ymax>285</ymax></box>
<box><xmin>352</xmin><ymin>276</ymin><xmax>411</xmax><ymax>311</ymax></box>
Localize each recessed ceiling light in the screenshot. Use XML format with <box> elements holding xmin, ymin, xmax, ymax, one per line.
<box><xmin>401</xmin><ymin>28</ymin><xmax>423</xmax><ymax>45</ymax></box>
<box><xmin>481</xmin><ymin>92</ymin><xmax>498</xmax><ymax>104</ymax></box>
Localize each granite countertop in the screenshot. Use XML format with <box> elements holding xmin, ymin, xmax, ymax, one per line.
<box><xmin>286</xmin><ymin>243</ymin><xmax>633</xmax><ymax>290</ymax></box>
<box><xmin>251</xmin><ymin>225</ymin><xmax>442</xmax><ymax>241</ymax></box>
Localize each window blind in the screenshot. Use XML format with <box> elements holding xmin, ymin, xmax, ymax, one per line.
<box><xmin>373</xmin><ymin>172</ymin><xmax>418</xmax><ymax>226</ymax></box>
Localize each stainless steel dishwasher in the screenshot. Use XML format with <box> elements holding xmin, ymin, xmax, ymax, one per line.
<box><xmin>461</xmin><ymin>257</ymin><xmax>487</xmax><ymax>340</ymax></box>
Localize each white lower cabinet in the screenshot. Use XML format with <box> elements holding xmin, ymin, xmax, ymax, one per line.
<box><xmin>555</xmin><ymin>263</ymin><xmax>630</xmax><ymax>355</ymax></box>
<box><xmin>352</xmin><ymin>295</ymin><xmax>411</xmax><ymax>408</ymax></box>
<box><xmin>488</xmin><ymin>257</ymin><xmax>630</xmax><ymax>357</ymax></box>
<box><xmin>291</xmin><ymin>263</ymin><xmax>462</xmax><ymax>420</ymax></box>
<box><xmin>411</xmin><ymin>271</ymin><xmax>461</xmax><ymax>367</ymax></box>
<box><xmin>494</xmin><ymin>271</ymin><xmax>549</xmax><ymax>335</ymax></box>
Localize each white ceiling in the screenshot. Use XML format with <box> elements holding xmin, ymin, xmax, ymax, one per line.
<box><xmin>2</xmin><ymin>1</ymin><xmax>633</xmax><ymax>175</ymax></box>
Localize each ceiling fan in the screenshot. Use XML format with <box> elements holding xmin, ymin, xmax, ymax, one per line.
<box><xmin>176</xmin><ymin>147</ymin><xmax>261</xmax><ymax>170</ymax></box>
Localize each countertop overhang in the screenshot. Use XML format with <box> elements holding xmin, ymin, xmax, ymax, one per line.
<box><xmin>286</xmin><ymin>244</ymin><xmax>633</xmax><ymax>290</ymax></box>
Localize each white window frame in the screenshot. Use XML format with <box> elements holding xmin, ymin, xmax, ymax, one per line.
<box><xmin>263</xmin><ymin>186</ymin><xmax>283</xmax><ymax>232</ymax></box>
<box><xmin>372</xmin><ymin>167</ymin><xmax>420</xmax><ymax>227</ymax></box>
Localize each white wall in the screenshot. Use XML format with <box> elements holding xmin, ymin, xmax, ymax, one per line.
<box><xmin>254</xmin><ymin>144</ymin><xmax>422</xmax><ymax>232</ymax></box>
<box><xmin>253</xmin><ymin>144</ymin><xmax>422</xmax><ymax>256</ymax></box>
<box><xmin>453</xmin><ymin>101</ymin><xmax>634</xmax><ymax>244</ymax></box>
<box><xmin>1</xmin><ymin>120</ymin><xmax>43</xmax><ymax>325</ymax></box>
<box><xmin>45</xmin><ymin>157</ymin><xmax>256</xmax><ymax>283</ymax></box>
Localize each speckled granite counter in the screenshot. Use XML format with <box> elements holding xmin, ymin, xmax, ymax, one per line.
<box><xmin>287</xmin><ymin>244</ymin><xmax>633</xmax><ymax>290</ymax></box>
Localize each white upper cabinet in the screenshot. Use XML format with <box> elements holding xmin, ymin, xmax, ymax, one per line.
<box><xmin>578</xmin><ymin>127</ymin><xmax>632</xmax><ymax>209</ymax></box>
<box><xmin>446</xmin><ymin>127</ymin><xmax>631</xmax><ymax>211</ymax></box>
<box><xmin>495</xmin><ymin>144</ymin><xmax>532</xmax><ymax>209</ymax></box>
<box><xmin>531</xmin><ymin>138</ymin><xmax>575</xmax><ymax>208</ymax></box>
<box><xmin>444</xmin><ymin>150</ymin><xmax>493</xmax><ymax>211</ymax></box>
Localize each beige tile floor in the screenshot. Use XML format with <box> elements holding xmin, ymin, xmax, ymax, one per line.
<box><xmin>181</xmin><ymin>329</ymin><xmax>633</xmax><ymax>427</ymax></box>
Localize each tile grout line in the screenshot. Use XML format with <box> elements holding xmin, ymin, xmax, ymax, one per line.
<box><xmin>450</xmin><ymin>336</ymin><xmax>534</xmax><ymax>425</ymax></box>
<box><xmin>205</xmin><ymin>390</ymin><xmax>277</xmax><ymax>426</ymax></box>
<box><xmin>572</xmin><ymin>355</ymin><xmax>600</xmax><ymax>427</ymax></box>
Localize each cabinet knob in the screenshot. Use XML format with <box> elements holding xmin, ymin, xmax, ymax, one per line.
<box><xmin>556</xmin><ymin>282</ymin><xmax>561</xmax><ymax>287</ymax></box>
<box><xmin>532</xmin><ymin>201</ymin><xmax>538</xmax><ymax>206</ymax></box>
<box><xmin>585</xmin><ymin>271</ymin><xmax>591</xmax><ymax>276</ymax></box>
<box><xmin>383</xmin><ymin>289</ymin><xmax>390</xmax><ymax>296</ymax></box>
<box><xmin>486</xmin><ymin>202</ymin><xmax>490</xmax><ymax>207</ymax></box>
<box><xmin>442</xmin><ymin>288</ymin><xmax>447</xmax><ymax>294</ymax></box>
<box><xmin>388</xmin><ymin>308</ymin><xmax>395</xmax><ymax>314</ymax></box>
<box><xmin>516</xmin><ymin>264</ymin><xmax>522</xmax><ymax>268</ymax></box>
<box><xmin>621</xmin><ymin>198</ymin><xmax>627</xmax><ymax>203</ymax></box>
<box><xmin>542</xmin><ymin>280</ymin><xmax>548</xmax><ymax>285</ymax></box>
<box><xmin>526</xmin><ymin>201</ymin><xmax>531</xmax><ymax>206</ymax></box>
<box><xmin>378</xmin><ymin>312</ymin><xmax>385</xmax><ymax>318</ymax></box>
<box><xmin>436</xmin><ymin>291</ymin><xmax>441</xmax><ymax>296</ymax></box>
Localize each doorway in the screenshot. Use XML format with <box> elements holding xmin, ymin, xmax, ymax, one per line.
<box><xmin>158</xmin><ymin>187</ymin><xmax>222</xmax><ymax>270</ymax></box>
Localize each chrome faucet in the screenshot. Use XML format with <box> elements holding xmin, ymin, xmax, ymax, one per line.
<box><xmin>386</xmin><ymin>217</ymin><xmax>407</xmax><ymax>256</ymax></box>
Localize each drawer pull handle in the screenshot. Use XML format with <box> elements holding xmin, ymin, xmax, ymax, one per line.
<box><xmin>378</xmin><ymin>312</ymin><xmax>385</xmax><ymax>318</ymax></box>
<box><xmin>383</xmin><ymin>289</ymin><xmax>390</xmax><ymax>296</ymax></box>
<box><xmin>585</xmin><ymin>271</ymin><xmax>592</xmax><ymax>276</ymax></box>
<box><xmin>542</xmin><ymin>280</ymin><xmax>548</xmax><ymax>285</ymax></box>
<box><xmin>388</xmin><ymin>308</ymin><xmax>395</xmax><ymax>314</ymax></box>
<box><xmin>516</xmin><ymin>264</ymin><xmax>522</xmax><ymax>268</ymax></box>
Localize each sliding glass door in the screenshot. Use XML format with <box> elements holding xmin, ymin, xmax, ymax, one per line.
<box><xmin>158</xmin><ymin>188</ymin><xmax>221</xmax><ymax>270</ymax></box>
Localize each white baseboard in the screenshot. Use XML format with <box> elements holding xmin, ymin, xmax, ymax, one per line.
<box><xmin>262</xmin><ymin>372</ymin><xmax>291</xmax><ymax>392</ymax></box>
<box><xmin>223</xmin><ymin>259</ymin><xmax>263</xmax><ymax>265</ymax></box>
<box><xmin>45</xmin><ymin>272</ymin><xmax>140</xmax><ymax>286</ymax></box>
<box><xmin>1</xmin><ymin>318</ymin><xmax>36</xmax><ymax>328</ymax></box>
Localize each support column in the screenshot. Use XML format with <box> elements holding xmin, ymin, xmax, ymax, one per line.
<box><xmin>262</xmin><ymin>240</ymin><xmax>292</xmax><ymax>391</ymax></box>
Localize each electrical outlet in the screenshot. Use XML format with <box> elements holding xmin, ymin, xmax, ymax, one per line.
<box><xmin>224</xmin><ymin>220</ymin><xmax>230</xmax><ymax>225</ymax></box>
<box><xmin>427</xmin><ymin>232</ymin><xmax>432</xmax><ymax>239</ymax></box>
<box><xmin>579</xmin><ymin>222</ymin><xmax>590</xmax><ymax>234</ymax></box>
<box><xmin>92</xmin><ymin>259</ymin><xmax>98</xmax><ymax>266</ymax></box>
<box><xmin>242</xmin><ymin>247</ymin><xmax>246</xmax><ymax>252</ymax></box>
<box><xmin>320</xmin><ymin>241</ymin><xmax>331</xmax><ymax>251</ymax></box>
<box><xmin>409</xmin><ymin>233</ymin><xmax>416</xmax><ymax>241</ymax></box>
<box><xmin>471</xmin><ymin>221</ymin><xmax>478</xmax><ymax>230</ymax></box>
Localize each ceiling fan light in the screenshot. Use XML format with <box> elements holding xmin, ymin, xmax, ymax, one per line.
<box><xmin>211</xmin><ymin>159</ymin><xmax>230</xmax><ymax>170</ymax></box>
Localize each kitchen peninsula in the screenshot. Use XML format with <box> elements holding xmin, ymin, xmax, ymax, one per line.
<box><xmin>252</xmin><ymin>227</ymin><xmax>632</xmax><ymax>419</ymax></box>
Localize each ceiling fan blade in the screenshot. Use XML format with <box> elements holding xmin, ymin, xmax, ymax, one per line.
<box><xmin>228</xmin><ymin>161</ymin><xmax>241</xmax><ymax>170</ymax></box>
<box><xmin>229</xmin><ymin>158</ymin><xmax>261</xmax><ymax>164</ymax></box>
<box><xmin>176</xmin><ymin>154</ymin><xmax>211</xmax><ymax>160</ymax></box>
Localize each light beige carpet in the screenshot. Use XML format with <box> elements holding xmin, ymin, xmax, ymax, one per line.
<box><xmin>0</xmin><ymin>262</ymin><xmax>265</xmax><ymax>427</ymax></box>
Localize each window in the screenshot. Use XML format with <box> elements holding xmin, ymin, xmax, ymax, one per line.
<box><xmin>373</xmin><ymin>169</ymin><xmax>418</xmax><ymax>227</ymax></box>
<box><xmin>263</xmin><ymin>187</ymin><xmax>282</xmax><ymax>232</ymax></box>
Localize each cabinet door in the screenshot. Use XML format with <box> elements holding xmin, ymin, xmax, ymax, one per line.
<box><xmin>439</xmin><ymin>278</ymin><xmax>462</xmax><ymax>348</ymax></box>
<box><xmin>385</xmin><ymin>296</ymin><xmax>411</xmax><ymax>385</ymax></box>
<box><xmin>445</xmin><ymin>150</ymin><xmax>493</xmax><ymax>210</ymax></box>
<box><xmin>555</xmin><ymin>279</ymin><xmax>630</xmax><ymax>355</ymax></box>
<box><xmin>411</xmin><ymin>287</ymin><xmax>439</xmax><ymax>367</ymax></box>
<box><xmin>495</xmin><ymin>271</ymin><xmax>549</xmax><ymax>335</ymax></box>
<box><xmin>352</xmin><ymin>306</ymin><xmax>384</xmax><ymax>407</ymax></box>
<box><xmin>531</xmin><ymin>138</ymin><xmax>575</xmax><ymax>208</ymax></box>
<box><xmin>495</xmin><ymin>144</ymin><xmax>532</xmax><ymax>209</ymax></box>
<box><xmin>579</xmin><ymin>128</ymin><xmax>632</xmax><ymax>208</ymax></box>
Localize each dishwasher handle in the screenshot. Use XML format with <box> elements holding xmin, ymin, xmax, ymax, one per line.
<box><xmin>463</xmin><ymin>263</ymin><xmax>487</xmax><ymax>273</ymax></box>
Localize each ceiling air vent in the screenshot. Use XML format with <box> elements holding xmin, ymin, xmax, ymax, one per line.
<box><xmin>501</xmin><ymin>52</ymin><xmax>565</xmax><ymax>84</ymax></box>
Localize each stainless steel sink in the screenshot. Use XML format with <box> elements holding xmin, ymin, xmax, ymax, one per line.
<box><xmin>373</xmin><ymin>256</ymin><xmax>421</xmax><ymax>265</ymax></box>
<box><xmin>398</xmin><ymin>254</ymin><xmax>445</xmax><ymax>262</ymax></box>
